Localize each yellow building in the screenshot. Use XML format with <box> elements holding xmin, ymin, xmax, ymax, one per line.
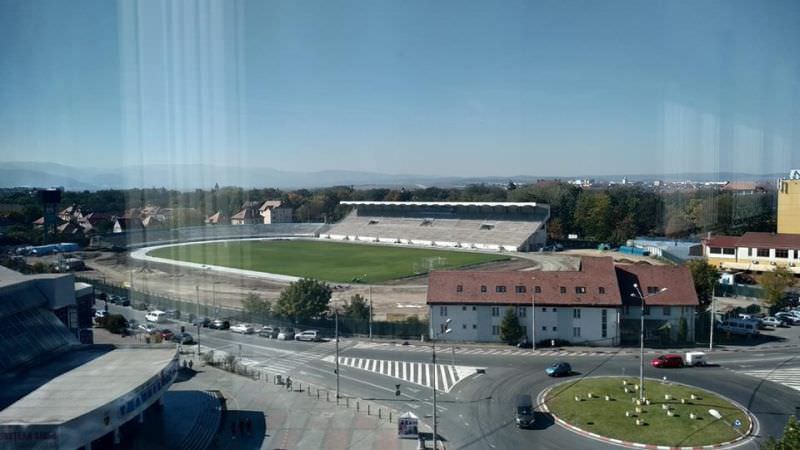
<box><xmin>778</xmin><ymin>175</ymin><xmax>800</xmax><ymax>235</ymax></box>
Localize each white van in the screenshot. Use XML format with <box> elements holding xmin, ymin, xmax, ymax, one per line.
<box><xmin>145</xmin><ymin>310</ymin><xmax>167</xmax><ymax>323</ymax></box>
<box><xmin>685</xmin><ymin>352</ymin><xmax>707</xmax><ymax>366</ymax></box>
<box><xmin>718</xmin><ymin>318</ymin><xmax>760</xmax><ymax>336</ymax></box>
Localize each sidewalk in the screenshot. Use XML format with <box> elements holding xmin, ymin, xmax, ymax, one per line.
<box><xmin>172</xmin><ymin>355</ymin><xmax>422</xmax><ymax>450</ymax></box>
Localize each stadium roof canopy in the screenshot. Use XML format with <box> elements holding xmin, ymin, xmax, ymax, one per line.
<box><xmin>341</xmin><ymin>201</ymin><xmax>545</xmax><ymax>208</ymax></box>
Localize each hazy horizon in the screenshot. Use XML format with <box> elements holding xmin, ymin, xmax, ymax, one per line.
<box><xmin>1</xmin><ymin>0</ymin><xmax>799</xmax><ymax>178</ymax></box>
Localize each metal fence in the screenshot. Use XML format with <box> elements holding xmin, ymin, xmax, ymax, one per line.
<box><xmin>77</xmin><ymin>276</ymin><xmax>429</xmax><ymax>339</ymax></box>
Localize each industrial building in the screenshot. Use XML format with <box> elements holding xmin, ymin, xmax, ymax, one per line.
<box><xmin>703</xmin><ymin>232</ymin><xmax>800</xmax><ymax>274</ymax></box>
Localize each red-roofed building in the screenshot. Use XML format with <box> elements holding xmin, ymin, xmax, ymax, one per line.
<box><xmin>427</xmin><ymin>257</ymin><xmax>698</xmax><ymax>345</ymax></box>
<box><xmin>703</xmin><ymin>232</ymin><xmax>800</xmax><ymax>274</ymax></box>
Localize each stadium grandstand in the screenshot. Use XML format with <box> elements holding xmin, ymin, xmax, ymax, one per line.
<box><xmin>91</xmin><ymin>222</ymin><xmax>324</xmax><ymax>250</ymax></box>
<box><xmin>322</xmin><ymin>201</ymin><xmax>549</xmax><ymax>252</ymax></box>
<box><xmin>0</xmin><ymin>267</ymin><xmax>182</xmax><ymax>450</ymax></box>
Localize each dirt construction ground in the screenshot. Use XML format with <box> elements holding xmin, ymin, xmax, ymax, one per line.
<box><xmin>65</xmin><ymin>247</ymin><xmax>665</xmax><ymax>321</ymax></box>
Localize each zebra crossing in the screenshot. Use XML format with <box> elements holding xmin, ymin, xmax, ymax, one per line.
<box><xmin>322</xmin><ymin>355</ymin><xmax>481</xmax><ymax>392</ymax></box>
<box><xmin>353</xmin><ymin>342</ymin><xmax>613</xmax><ymax>357</ymax></box>
<box><xmin>199</xmin><ymin>344</ymin><xmax>328</xmax><ymax>375</ymax></box>
<box><xmin>738</xmin><ymin>368</ymin><xmax>800</xmax><ymax>392</ymax></box>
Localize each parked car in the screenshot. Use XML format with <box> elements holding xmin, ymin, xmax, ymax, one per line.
<box><xmin>295</xmin><ymin>330</ymin><xmax>321</xmax><ymax>341</ymax></box>
<box><xmin>159</xmin><ymin>329</ymin><xmax>175</xmax><ymax>340</ymax></box>
<box><xmin>776</xmin><ymin>312</ymin><xmax>800</xmax><ymax>325</ymax></box>
<box><xmin>514</xmin><ymin>394</ymin><xmax>535</xmax><ymax>428</ymax></box>
<box><xmin>258</xmin><ymin>326</ymin><xmax>278</xmax><ymax>338</ymax></box>
<box><xmin>545</xmin><ymin>362</ymin><xmax>571</xmax><ymax>377</ymax></box>
<box><xmin>761</xmin><ymin>317</ymin><xmax>783</xmax><ymax>328</ymax></box>
<box><xmin>651</xmin><ymin>354</ymin><xmax>684</xmax><ymax>368</ymax></box>
<box><xmin>209</xmin><ymin>319</ymin><xmax>230</xmax><ymax>330</ymax></box>
<box><xmin>230</xmin><ymin>323</ymin><xmax>255</xmax><ymax>334</ymax></box>
<box><xmin>192</xmin><ymin>317</ymin><xmax>211</xmax><ymax>328</ymax></box>
<box><xmin>172</xmin><ymin>332</ymin><xmax>194</xmax><ymax>344</ymax></box>
<box><xmin>277</xmin><ymin>327</ymin><xmax>295</xmax><ymax>340</ymax></box>
<box><xmin>127</xmin><ymin>319</ymin><xmax>139</xmax><ymax>330</ymax></box>
<box><xmin>138</xmin><ymin>323</ymin><xmax>157</xmax><ymax>334</ymax></box>
<box><xmin>94</xmin><ymin>310</ymin><xmax>108</xmax><ymax>320</ymax></box>
<box><xmin>145</xmin><ymin>310</ymin><xmax>167</xmax><ymax>323</ymax></box>
<box><xmin>718</xmin><ymin>318</ymin><xmax>761</xmax><ymax>336</ymax></box>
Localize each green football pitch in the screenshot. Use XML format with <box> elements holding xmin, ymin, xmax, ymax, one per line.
<box><xmin>148</xmin><ymin>239</ymin><xmax>510</xmax><ymax>283</ymax></box>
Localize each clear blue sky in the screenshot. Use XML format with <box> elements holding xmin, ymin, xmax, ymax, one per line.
<box><xmin>1</xmin><ymin>0</ymin><xmax>798</xmax><ymax>177</ymax></box>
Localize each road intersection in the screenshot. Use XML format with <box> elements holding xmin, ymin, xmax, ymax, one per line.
<box><xmin>109</xmin><ymin>304</ymin><xmax>800</xmax><ymax>449</ymax></box>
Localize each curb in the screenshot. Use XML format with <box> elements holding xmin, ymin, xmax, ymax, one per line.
<box><xmin>538</xmin><ymin>377</ymin><xmax>756</xmax><ymax>450</ymax></box>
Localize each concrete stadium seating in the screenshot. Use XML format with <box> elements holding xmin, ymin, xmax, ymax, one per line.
<box><xmin>323</xmin><ymin>209</ymin><xmax>546</xmax><ymax>252</ymax></box>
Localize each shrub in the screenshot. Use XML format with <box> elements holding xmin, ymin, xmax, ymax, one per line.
<box><xmin>103</xmin><ymin>314</ymin><xmax>128</xmax><ymax>334</ymax></box>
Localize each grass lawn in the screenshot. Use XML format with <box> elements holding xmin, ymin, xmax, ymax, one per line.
<box><xmin>148</xmin><ymin>239</ymin><xmax>509</xmax><ymax>283</ymax></box>
<box><xmin>545</xmin><ymin>377</ymin><xmax>750</xmax><ymax>447</ymax></box>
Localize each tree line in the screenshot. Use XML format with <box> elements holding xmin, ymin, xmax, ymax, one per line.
<box><xmin>0</xmin><ymin>182</ymin><xmax>776</xmax><ymax>245</ymax></box>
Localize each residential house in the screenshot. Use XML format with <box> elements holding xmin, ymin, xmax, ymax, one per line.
<box><xmin>231</xmin><ymin>201</ymin><xmax>261</xmax><ymax>225</ymax></box>
<box><xmin>205</xmin><ymin>211</ymin><xmax>228</xmax><ymax>225</ymax></box>
<box><xmin>703</xmin><ymin>232</ymin><xmax>800</xmax><ymax>274</ymax></box>
<box><xmin>259</xmin><ymin>200</ymin><xmax>293</xmax><ymax>224</ymax></box>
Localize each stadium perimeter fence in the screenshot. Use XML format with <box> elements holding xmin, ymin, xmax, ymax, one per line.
<box><xmin>77</xmin><ymin>276</ymin><xmax>429</xmax><ymax>340</ymax></box>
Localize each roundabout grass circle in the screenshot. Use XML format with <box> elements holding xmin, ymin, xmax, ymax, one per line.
<box><xmin>543</xmin><ymin>377</ymin><xmax>752</xmax><ymax>448</ymax></box>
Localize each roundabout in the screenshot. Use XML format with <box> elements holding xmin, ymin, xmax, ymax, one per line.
<box><xmin>540</xmin><ymin>376</ymin><xmax>755</xmax><ymax>449</ymax></box>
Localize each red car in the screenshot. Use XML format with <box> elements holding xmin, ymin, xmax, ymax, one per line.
<box><xmin>159</xmin><ymin>329</ymin><xmax>175</xmax><ymax>341</ymax></box>
<box><xmin>651</xmin><ymin>354</ymin><xmax>684</xmax><ymax>368</ymax></box>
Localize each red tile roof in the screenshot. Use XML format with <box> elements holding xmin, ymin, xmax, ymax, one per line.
<box><xmin>427</xmin><ymin>257</ymin><xmax>699</xmax><ymax>308</ymax></box>
<box><xmin>704</xmin><ymin>232</ymin><xmax>800</xmax><ymax>250</ymax></box>
<box><xmin>616</xmin><ymin>264</ymin><xmax>699</xmax><ymax>306</ymax></box>
<box><xmin>427</xmin><ymin>256</ymin><xmax>622</xmax><ymax>306</ymax></box>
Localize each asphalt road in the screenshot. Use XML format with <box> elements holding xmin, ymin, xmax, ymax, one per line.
<box><xmin>106</xmin><ymin>303</ymin><xmax>800</xmax><ymax>449</ymax></box>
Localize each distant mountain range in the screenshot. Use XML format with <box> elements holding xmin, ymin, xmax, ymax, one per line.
<box><xmin>0</xmin><ymin>161</ymin><xmax>787</xmax><ymax>191</ymax></box>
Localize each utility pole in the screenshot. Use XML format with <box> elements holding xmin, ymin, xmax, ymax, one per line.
<box><xmin>335</xmin><ymin>308</ymin><xmax>340</xmax><ymax>399</ymax></box>
<box><xmin>368</xmin><ymin>286</ymin><xmax>373</xmax><ymax>340</ymax></box>
<box><xmin>432</xmin><ymin>319</ymin><xmax>452</xmax><ymax>450</ymax></box>
<box><xmin>531</xmin><ymin>287</ymin><xmax>536</xmax><ymax>352</ymax></box>
<box><xmin>709</xmin><ymin>284</ymin><xmax>716</xmax><ymax>350</ymax></box>
<box><xmin>631</xmin><ymin>284</ymin><xmax>668</xmax><ymax>402</ymax></box>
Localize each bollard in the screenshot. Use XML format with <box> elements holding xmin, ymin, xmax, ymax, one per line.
<box><xmin>635</xmin><ymin>406</ymin><xmax>641</xmax><ymax>414</ymax></box>
<box><xmin>635</xmin><ymin>418</ymin><xmax>643</xmax><ymax>426</ymax></box>
<box><xmin>667</xmin><ymin>410</ymin><xmax>674</xmax><ymax>417</ymax></box>
<box><xmin>605</xmin><ymin>395</ymin><xmax>611</xmax><ymax>401</ymax></box>
<box><xmin>575</xmin><ymin>395</ymin><xmax>581</xmax><ymax>402</ymax></box>
<box><xmin>299</xmin><ymin>382</ymin><xmax>302</xmax><ymax>392</ymax></box>
<box><xmin>689</xmin><ymin>413</ymin><xmax>698</xmax><ymax>420</ymax></box>
<box><xmin>379</xmin><ymin>408</ymin><xmax>382</xmax><ymax>419</ymax></box>
<box><xmin>357</xmin><ymin>401</ymin><xmax>360</xmax><ymax>412</ymax></box>
<box><xmin>691</xmin><ymin>394</ymin><xmax>698</xmax><ymax>400</ymax></box>
<box><xmin>645</xmin><ymin>399</ymin><xmax>651</xmax><ymax>406</ymax></box>
<box><xmin>625</xmin><ymin>411</ymin><xmax>631</xmax><ymax>417</ymax></box>
<box><xmin>662</xmin><ymin>404</ymin><xmax>669</xmax><ymax>410</ymax></box>
<box><xmin>680</xmin><ymin>398</ymin><xmax>686</xmax><ymax>404</ymax></box>
<box><xmin>622</xmin><ymin>380</ymin><xmax>628</xmax><ymax>385</ymax></box>
<box><xmin>317</xmin><ymin>389</ymin><xmax>320</xmax><ymax>399</ymax></box>
<box><xmin>664</xmin><ymin>394</ymin><xmax>671</xmax><ymax>400</ymax></box>
<box><xmin>389</xmin><ymin>411</ymin><xmax>392</xmax><ymax>423</ymax></box>
<box><xmin>346</xmin><ymin>397</ymin><xmax>349</xmax><ymax>408</ymax></box>
<box><xmin>368</xmin><ymin>404</ymin><xmax>371</xmax><ymax>415</ymax></box>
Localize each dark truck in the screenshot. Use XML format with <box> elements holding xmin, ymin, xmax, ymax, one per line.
<box><xmin>515</xmin><ymin>394</ymin><xmax>535</xmax><ymax>428</ymax></box>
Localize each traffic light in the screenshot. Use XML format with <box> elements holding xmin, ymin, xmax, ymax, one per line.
<box><xmin>395</xmin><ymin>384</ymin><xmax>401</xmax><ymax>396</ymax></box>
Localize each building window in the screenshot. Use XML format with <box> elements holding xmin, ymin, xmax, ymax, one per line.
<box><xmin>709</xmin><ymin>247</ymin><xmax>721</xmax><ymax>254</ymax></box>
<box><xmin>552</xmin><ymin>308</ymin><xmax>556</xmax><ymax>312</ymax></box>
<box><xmin>747</xmin><ymin>248</ymin><xmax>752</xmax><ymax>257</ymax></box>
<box><xmin>602</xmin><ymin>323</ymin><xmax>607</xmax><ymax>338</ymax></box>
<box><xmin>462</xmin><ymin>324</ymin><xmax>467</xmax><ymax>329</ymax></box>
<box><xmin>776</xmin><ymin>249</ymin><xmax>789</xmax><ymax>258</ymax></box>
<box><xmin>472</xmin><ymin>324</ymin><xmax>477</xmax><ymax>329</ymax></box>
<box><xmin>573</xmin><ymin>308</ymin><xmax>581</xmax><ymax>319</ymax></box>
<box><xmin>647</xmin><ymin>286</ymin><xmax>659</xmax><ymax>294</ymax></box>
<box><xmin>492</xmin><ymin>325</ymin><xmax>499</xmax><ymax>336</ymax></box>
<box><xmin>624</xmin><ymin>305</ymin><xmax>630</xmax><ymax>315</ymax></box>
<box><xmin>472</xmin><ymin>306</ymin><xmax>476</xmax><ymax>311</ymax></box>
<box><xmin>553</xmin><ymin>326</ymin><xmax>557</xmax><ymax>332</ymax></box>
<box><xmin>601</xmin><ymin>309</ymin><xmax>608</xmax><ymax>338</ymax></box>
<box><xmin>541</xmin><ymin>307</ymin><xmax>546</xmax><ymax>312</ymax></box>
<box><xmin>456</xmin><ymin>284</ymin><xmax>463</xmax><ymax>293</ymax></box>
<box><xmin>481</xmin><ymin>285</ymin><xmax>487</xmax><ymax>293</ymax></box>
<box><xmin>462</xmin><ymin>306</ymin><xmax>467</xmax><ymax>311</ymax></box>
<box><xmin>542</xmin><ymin>326</ymin><xmax>547</xmax><ymax>331</ymax></box>
<box><xmin>518</xmin><ymin>307</ymin><xmax>526</xmax><ymax>318</ymax></box>
<box><xmin>573</xmin><ymin>327</ymin><xmax>581</xmax><ymax>337</ymax></box>
<box><xmin>663</xmin><ymin>306</ymin><xmax>671</xmax><ymax>316</ymax></box>
<box><xmin>560</xmin><ymin>286</ymin><xmax>566</xmax><ymax>294</ymax></box>
<box><xmin>576</xmin><ymin>286</ymin><xmax>586</xmax><ymax>294</ymax></box>
<box><xmin>722</xmin><ymin>248</ymin><xmax>735</xmax><ymax>255</ymax></box>
<box><xmin>534</xmin><ymin>286</ymin><xmax>541</xmax><ymax>294</ymax></box>
<box><xmin>643</xmin><ymin>306</ymin><xmax>650</xmax><ymax>316</ymax></box>
<box><xmin>496</xmin><ymin>285</ymin><xmax>507</xmax><ymax>293</ymax></box>
<box><xmin>439</xmin><ymin>306</ymin><xmax>448</xmax><ymax>316</ymax></box>
<box><xmin>440</xmin><ymin>323</ymin><xmax>447</xmax><ymax>333</ymax></box>
<box><xmin>515</xmin><ymin>285</ymin><xmax>527</xmax><ymax>294</ymax></box>
<box><xmin>599</xmin><ymin>287</ymin><xmax>605</xmax><ymax>294</ymax></box>
<box><xmin>491</xmin><ymin>307</ymin><xmax>500</xmax><ymax>317</ymax></box>
<box><xmin>757</xmin><ymin>248</ymin><xmax>770</xmax><ymax>257</ymax></box>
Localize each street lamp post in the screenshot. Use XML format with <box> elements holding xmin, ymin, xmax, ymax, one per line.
<box><xmin>432</xmin><ymin>318</ymin><xmax>452</xmax><ymax>450</ymax></box>
<box><xmin>335</xmin><ymin>307</ymin><xmax>340</xmax><ymax>399</ymax></box>
<box><xmin>709</xmin><ymin>284</ymin><xmax>715</xmax><ymax>350</ymax></box>
<box><xmin>630</xmin><ymin>284</ymin><xmax>668</xmax><ymax>402</ymax></box>
<box><xmin>531</xmin><ymin>287</ymin><xmax>536</xmax><ymax>352</ymax></box>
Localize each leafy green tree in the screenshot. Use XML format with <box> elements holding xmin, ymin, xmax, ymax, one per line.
<box><xmin>760</xmin><ymin>267</ymin><xmax>795</xmax><ymax>309</ymax></box>
<box><xmin>343</xmin><ymin>294</ymin><xmax>370</xmax><ymax>321</ymax></box>
<box><xmin>686</xmin><ymin>259</ymin><xmax>720</xmax><ymax>307</ymax></box>
<box><xmin>500</xmin><ymin>308</ymin><xmax>524</xmax><ymax>345</ymax></box>
<box><xmin>274</xmin><ymin>278</ymin><xmax>332</xmax><ymax>322</ymax></box>
<box><xmin>762</xmin><ymin>416</ymin><xmax>800</xmax><ymax>450</ymax></box>
<box><xmin>241</xmin><ymin>292</ymin><xmax>271</xmax><ymax>319</ymax></box>
<box><xmin>100</xmin><ymin>314</ymin><xmax>128</xmax><ymax>334</ymax></box>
